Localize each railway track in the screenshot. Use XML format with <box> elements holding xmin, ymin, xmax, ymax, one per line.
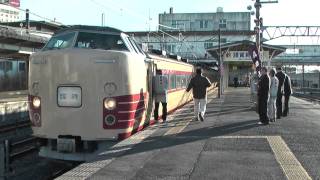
<box><xmin>46</xmin><ymin>163</ymin><xmax>79</xmax><ymax>180</ymax></box>
<box><xmin>10</xmin><ymin>136</ymin><xmax>38</xmax><ymax>160</ymax></box>
<box><xmin>294</xmin><ymin>93</ymin><xmax>320</xmax><ymax>104</ymax></box>
<box><xmin>0</xmin><ymin>119</ymin><xmax>31</xmax><ymax>134</ymax></box>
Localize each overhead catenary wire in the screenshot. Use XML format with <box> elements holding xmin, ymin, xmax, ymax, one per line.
<box><xmin>88</xmin><ymin>0</ymin><xmax>180</xmax><ymax>32</ymax></box>
<box><xmin>11</xmin><ymin>6</ymin><xmax>66</xmax><ymax>26</ymax></box>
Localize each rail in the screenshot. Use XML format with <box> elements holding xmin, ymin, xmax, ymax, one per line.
<box><xmin>0</xmin><ymin>120</ymin><xmax>30</xmax><ymax>134</ymax></box>
<box><xmin>293</xmin><ymin>87</ymin><xmax>320</xmax><ymax>96</ymax></box>
<box><xmin>0</xmin><ymin>137</ymin><xmax>38</xmax><ymax>179</ymax></box>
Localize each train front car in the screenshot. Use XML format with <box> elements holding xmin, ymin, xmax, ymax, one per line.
<box><xmin>28</xmin><ymin>26</ymin><xmax>148</xmax><ymax>161</ymax></box>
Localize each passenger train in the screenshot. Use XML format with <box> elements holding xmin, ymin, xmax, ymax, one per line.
<box><xmin>0</xmin><ymin>59</ymin><xmax>27</xmax><ymax>92</ymax></box>
<box><xmin>28</xmin><ymin>25</ymin><xmax>216</xmax><ymax>161</ymax></box>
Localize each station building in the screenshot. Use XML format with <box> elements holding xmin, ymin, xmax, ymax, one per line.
<box><xmin>0</xmin><ymin>0</ymin><xmax>20</xmax><ymax>23</ymax></box>
<box><xmin>130</xmin><ymin>7</ymin><xmax>285</xmax><ymax>88</ymax></box>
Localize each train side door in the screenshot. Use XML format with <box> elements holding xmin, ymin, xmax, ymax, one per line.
<box><xmin>144</xmin><ymin>59</ymin><xmax>155</xmax><ymax>124</ymax></box>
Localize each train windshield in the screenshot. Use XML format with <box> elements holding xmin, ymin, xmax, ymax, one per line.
<box><xmin>42</xmin><ymin>32</ymin><xmax>76</xmax><ymax>51</ymax></box>
<box><xmin>74</xmin><ymin>32</ymin><xmax>129</xmax><ymax>51</ymax></box>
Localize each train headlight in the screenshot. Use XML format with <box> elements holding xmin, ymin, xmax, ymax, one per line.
<box><xmin>104</xmin><ymin>98</ymin><xmax>116</xmax><ymax>110</ymax></box>
<box><xmin>32</xmin><ymin>97</ymin><xmax>41</xmax><ymax>108</ymax></box>
<box><xmin>104</xmin><ymin>115</ymin><xmax>116</xmax><ymax>126</ymax></box>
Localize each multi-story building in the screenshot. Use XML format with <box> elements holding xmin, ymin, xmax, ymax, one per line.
<box><xmin>159</xmin><ymin>7</ymin><xmax>250</xmax><ymax>32</ymax></box>
<box><xmin>0</xmin><ymin>0</ymin><xmax>20</xmax><ymax>22</ymax></box>
<box><xmin>130</xmin><ymin>7</ymin><xmax>253</xmax><ymax>60</ymax></box>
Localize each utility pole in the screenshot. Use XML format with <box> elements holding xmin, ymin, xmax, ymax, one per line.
<box><xmin>254</xmin><ymin>0</ymin><xmax>261</xmax><ymax>56</ymax></box>
<box><xmin>253</xmin><ymin>0</ymin><xmax>278</xmax><ymax>68</ymax></box>
<box><xmin>101</xmin><ymin>13</ymin><xmax>105</xmax><ymax>27</ymax></box>
<box><xmin>218</xmin><ymin>28</ymin><xmax>222</xmax><ymax>98</ymax></box>
<box><xmin>25</xmin><ymin>9</ymin><xmax>30</xmax><ymax>34</ymax></box>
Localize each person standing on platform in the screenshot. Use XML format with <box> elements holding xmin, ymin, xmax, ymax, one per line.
<box><xmin>283</xmin><ymin>73</ymin><xmax>293</xmax><ymax>117</ymax></box>
<box><xmin>153</xmin><ymin>70</ymin><xmax>169</xmax><ymax>124</ymax></box>
<box><xmin>268</xmin><ymin>68</ymin><xmax>279</xmax><ymax>122</ymax></box>
<box><xmin>250</xmin><ymin>72</ymin><xmax>259</xmax><ymax>103</ymax></box>
<box><xmin>275</xmin><ymin>66</ymin><xmax>286</xmax><ymax>119</ymax></box>
<box><xmin>233</xmin><ymin>77</ymin><xmax>239</xmax><ymax>88</ymax></box>
<box><xmin>186</xmin><ymin>68</ymin><xmax>211</xmax><ymax>121</ymax></box>
<box><xmin>257</xmin><ymin>67</ymin><xmax>270</xmax><ymax>125</ymax></box>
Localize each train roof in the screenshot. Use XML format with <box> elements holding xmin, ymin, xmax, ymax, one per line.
<box><xmin>55</xmin><ymin>25</ymin><xmax>123</xmax><ymax>35</ymax></box>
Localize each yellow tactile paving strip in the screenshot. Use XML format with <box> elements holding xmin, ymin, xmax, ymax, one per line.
<box><xmin>267</xmin><ymin>136</ymin><xmax>312</xmax><ymax>180</ymax></box>
<box><xmin>213</xmin><ymin>136</ymin><xmax>312</xmax><ymax>180</ymax></box>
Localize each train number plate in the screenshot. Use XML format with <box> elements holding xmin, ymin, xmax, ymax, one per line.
<box><xmin>57</xmin><ymin>86</ymin><xmax>82</xmax><ymax>107</ymax></box>
<box><xmin>57</xmin><ymin>138</ymin><xmax>76</xmax><ymax>153</ymax></box>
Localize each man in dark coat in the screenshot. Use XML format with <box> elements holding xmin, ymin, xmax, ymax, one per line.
<box><xmin>186</xmin><ymin>68</ymin><xmax>211</xmax><ymax>121</ymax></box>
<box><xmin>283</xmin><ymin>74</ymin><xmax>292</xmax><ymax>116</ymax></box>
<box><xmin>257</xmin><ymin>67</ymin><xmax>270</xmax><ymax>125</ymax></box>
<box><xmin>275</xmin><ymin>66</ymin><xmax>286</xmax><ymax>119</ymax></box>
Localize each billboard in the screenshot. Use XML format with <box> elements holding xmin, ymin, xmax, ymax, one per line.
<box><xmin>9</xmin><ymin>0</ymin><xmax>20</xmax><ymax>7</ymax></box>
<box><xmin>0</xmin><ymin>0</ymin><xmax>20</xmax><ymax>7</ymax></box>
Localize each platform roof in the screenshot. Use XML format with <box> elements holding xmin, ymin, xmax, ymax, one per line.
<box><xmin>206</xmin><ymin>40</ymin><xmax>286</xmax><ymax>60</ymax></box>
<box><xmin>0</xmin><ymin>25</ymin><xmax>50</xmax><ymax>59</ymax></box>
<box><xmin>0</xmin><ymin>20</ymin><xmax>67</xmax><ymax>31</ymax></box>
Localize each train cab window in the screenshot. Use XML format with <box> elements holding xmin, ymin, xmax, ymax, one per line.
<box><xmin>43</xmin><ymin>32</ymin><xmax>76</xmax><ymax>51</ymax></box>
<box><xmin>126</xmin><ymin>37</ymin><xmax>140</xmax><ymax>54</ymax></box>
<box><xmin>75</xmin><ymin>32</ymin><xmax>129</xmax><ymax>51</ymax></box>
<box><xmin>128</xmin><ymin>37</ymin><xmax>145</xmax><ymax>55</ymax></box>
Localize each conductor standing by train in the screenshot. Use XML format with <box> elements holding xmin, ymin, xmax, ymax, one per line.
<box><xmin>153</xmin><ymin>70</ymin><xmax>169</xmax><ymax>123</ymax></box>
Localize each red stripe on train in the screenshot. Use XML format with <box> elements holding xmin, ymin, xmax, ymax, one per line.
<box><xmin>117</xmin><ymin>98</ymin><xmax>193</xmax><ymax>140</ymax></box>
<box><xmin>161</xmin><ymin>69</ymin><xmax>193</xmax><ymax>75</ymax></box>
<box><xmin>103</xmin><ymin>92</ymin><xmax>147</xmax><ymax>129</ymax></box>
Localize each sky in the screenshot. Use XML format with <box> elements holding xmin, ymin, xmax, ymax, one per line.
<box><xmin>19</xmin><ymin>0</ymin><xmax>320</xmax><ymax>45</ymax></box>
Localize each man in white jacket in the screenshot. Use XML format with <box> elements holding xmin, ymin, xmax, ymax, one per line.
<box><xmin>268</xmin><ymin>68</ymin><xmax>279</xmax><ymax>122</ymax></box>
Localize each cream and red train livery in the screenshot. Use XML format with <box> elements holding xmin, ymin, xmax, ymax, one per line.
<box><xmin>28</xmin><ymin>25</ymin><xmax>214</xmax><ymax>161</ymax></box>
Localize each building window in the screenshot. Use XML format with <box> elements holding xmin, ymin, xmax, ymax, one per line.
<box><xmin>204</xmin><ymin>41</ymin><xmax>214</xmax><ymax>49</ymax></box>
<box><xmin>172</xmin><ymin>20</ymin><xmax>186</xmax><ymax>30</ymax></box>
<box><xmin>164</xmin><ymin>44</ymin><xmax>176</xmax><ymax>53</ymax></box>
<box><xmin>219</xmin><ymin>19</ymin><xmax>227</xmax><ymax>29</ymax></box>
<box><xmin>233</xmin><ymin>52</ymin><xmax>239</xmax><ymax>58</ymax></box>
<box><xmin>220</xmin><ymin>38</ymin><xmax>227</xmax><ymax>43</ymax></box>
<box><xmin>200</xmin><ymin>20</ymin><xmax>208</xmax><ymax>29</ymax></box>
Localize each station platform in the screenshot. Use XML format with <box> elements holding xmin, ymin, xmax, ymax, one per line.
<box><xmin>58</xmin><ymin>88</ymin><xmax>319</xmax><ymax>180</ymax></box>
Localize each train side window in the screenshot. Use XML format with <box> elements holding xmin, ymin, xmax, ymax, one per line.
<box><xmin>0</xmin><ymin>61</ymin><xmax>4</xmax><ymax>71</ymax></box>
<box><xmin>181</xmin><ymin>75</ymin><xmax>186</xmax><ymax>88</ymax></box>
<box><xmin>170</xmin><ymin>74</ymin><xmax>176</xmax><ymax>89</ymax></box>
<box><xmin>4</xmin><ymin>61</ymin><xmax>12</xmax><ymax>71</ymax></box>
<box><xmin>176</xmin><ymin>75</ymin><xmax>181</xmax><ymax>89</ymax></box>
<box><xmin>19</xmin><ymin>62</ymin><xmax>25</xmax><ymax>72</ymax></box>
